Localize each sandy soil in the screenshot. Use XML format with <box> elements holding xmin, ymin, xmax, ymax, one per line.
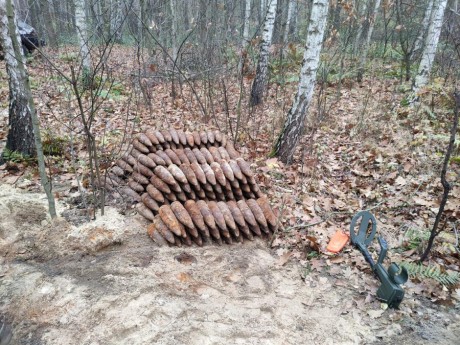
<box><xmin>0</xmin><ymin>184</ymin><xmax>458</xmax><ymax>345</ymax></box>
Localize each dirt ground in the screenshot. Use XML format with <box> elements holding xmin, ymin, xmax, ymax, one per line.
<box><xmin>0</xmin><ymin>184</ymin><xmax>458</xmax><ymax>345</ymax></box>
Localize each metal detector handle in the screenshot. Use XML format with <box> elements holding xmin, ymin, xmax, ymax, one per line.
<box><xmin>377</xmin><ymin>236</ymin><xmax>388</xmax><ymax>265</ymax></box>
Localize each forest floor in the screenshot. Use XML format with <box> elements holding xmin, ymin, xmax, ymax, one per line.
<box><xmin>0</xmin><ymin>184</ymin><xmax>459</xmax><ymax>345</ymax></box>
<box><xmin>0</xmin><ymin>46</ymin><xmax>459</xmax><ymax>344</ymax></box>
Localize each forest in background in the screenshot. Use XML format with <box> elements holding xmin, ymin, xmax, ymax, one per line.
<box><xmin>0</xmin><ymin>0</ymin><xmax>460</xmax><ymax>306</ymax></box>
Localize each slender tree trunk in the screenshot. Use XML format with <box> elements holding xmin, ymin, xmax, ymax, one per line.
<box><xmin>75</xmin><ymin>0</ymin><xmax>91</xmax><ymax>77</ymax></box>
<box><xmin>283</xmin><ymin>0</ymin><xmax>295</xmax><ymax>44</ymax></box>
<box><xmin>273</xmin><ymin>0</ymin><xmax>330</xmax><ymax>164</ymax></box>
<box><xmin>250</xmin><ymin>0</ymin><xmax>278</xmax><ymax>106</ymax></box>
<box><xmin>170</xmin><ymin>0</ymin><xmax>177</xmax><ymax>98</ymax></box>
<box><xmin>412</xmin><ymin>0</ymin><xmax>434</xmax><ymax>58</ymax></box>
<box><xmin>357</xmin><ymin>0</ymin><xmax>382</xmax><ymax>82</ymax></box>
<box><xmin>238</xmin><ymin>0</ymin><xmax>252</xmax><ymax>73</ymax></box>
<box><xmin>413</xmin><ymin>0</ymin><xmax>448</xmax><ymax>92</ymax></box>
<box><xmin>0</xmin><ymin>0</ymin><xmax>35</xmax><ymax>158</ymax></box>
<box><xmin>0</xmin><ymin>0</ymin><xmax>56</xmax><ymax>217</ymax></box>
<box><xmin>243</xmin><ymin>0</ymin><xmax>251</xmax><ymax>45</ymax></box>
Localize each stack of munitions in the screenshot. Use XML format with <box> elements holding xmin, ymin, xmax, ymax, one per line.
<box><xmin>107</xmin><ymin>128</ymin><xmax>278</xmax><ymax>246</ymax></box>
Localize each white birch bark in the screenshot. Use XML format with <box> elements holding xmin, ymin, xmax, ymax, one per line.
<box><xmin>357</xmin><ymin>0</ymin><xmax>381</xmax><ymax>81</ymax></box>
<box><xmin>274</xmin><ymin>0</ymin><xmax>330</xmax><ymax>164</ymax></box>
<box><xmin>412</xmin><ymin>0</ymin><xmax>434</xmax><ymax>57</ymax></box>
<box><xmin>170</xmin><ymin>0</ymin><xmax>177</xmax><ymax>63</ymax></box>
<box><xmin>75</xmin><ymin>0</ymin><xmax>91</xmax><ymax>74</ymax></box>
<box><xmin>238</xmin><ymin>0</ymin><xmax>252</xmax><ymax>73</ymax></box>
<box><xmin>283</xmin><ymin>0</ymin><xmax>295</xmax><ymax>44</ymax></box>
<box><xmin>353</xmin><ymin>0</ymin><xmax>368</xmax><ymax>56</ymax></box>
<box><xmin>110</xmin><ymin>0</ymin><xmax>124</xmax><ymax>42</ymax></box>
<box><xmin>0</xmin><ymin>0</ymin><xmax>56</xmax><ymax>217</ymax></box>
<box><xmin>250</xmin><ymin>0</ymin><xmax>278</xmax><ymax>106</ymax></box>
<box><xmin>413</xmin><ymin>0</ymin><xmax>448</xmax><ymax>92</ymax></box>
<box><xmin>242</xmin><ymin>0</ymin><xmax>251</xmax><ymax>45</ymax></box>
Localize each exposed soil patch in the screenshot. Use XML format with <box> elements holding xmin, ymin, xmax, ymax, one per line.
<box><xmin>0</xmin><ymin>185</ymin><xmax>459</xmax><ymax>344</ymax></box>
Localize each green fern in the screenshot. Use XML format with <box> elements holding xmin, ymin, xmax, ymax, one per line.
<box><xmin>400</xmin><ymin>262</ymin><xmax>460</xmax><ymax>286</ymax></box>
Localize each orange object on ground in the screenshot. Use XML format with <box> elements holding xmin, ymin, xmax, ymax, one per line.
<box><xmin>326</xmin><ymin>230</ymin><xmax>350</xmax><ymax>253</ymax></box>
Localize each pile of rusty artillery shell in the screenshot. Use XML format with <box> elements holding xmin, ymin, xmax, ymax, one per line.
<box><xmin>107</xmin><ymin>128</ymin><xmax>278</xmax><ymax>246</ymax></box>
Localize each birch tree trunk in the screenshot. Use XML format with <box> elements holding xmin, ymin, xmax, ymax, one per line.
<box><xmin>238</xmin><ymin>0</ymin><xmax>252</xmax><ymax>74</ymax></box>
<box><xmin>0</xmin><ymin>0</ymin><xmax>56</xmax><ymax>217</ymax></box>
<box><xmin>242</xmin><ymin>0</ymin><xmax>251</xmax><ymax>45</ymax></box>
<box><xmin>413</xmin><ymin>0</ymin><xmax>448</xmax><ymax>92</ymax></box>
<box><xmin>75</xmin><ymin>0</ymin><xmax>91</xmax><ymax>79</ymax></box>
<box><xmin>0</xmin><ymin>0</ymin><xmax>35</xmax><ymax>157</ymax></box>
<box><xmin>170</xmin><ymin>0</ymin><xmax>178</xmax><ymax>98</ymax></box>
<box><xmin>357</xmin><ymin>0</ymin><xmax>382</xmax><ymax>82</ymax></box>
<box><xmin>412</xmin><ymin>0</ymin><xmax>434</xmax><ymax>58</ymax></box>
<box><xmin>273</xmin><ymin>0</ymin><xmax>330</xmax><ymax>164</ymax></box>
<box><xmin>283</xmin><ymin>0</ymin><xmax>295</xmax><ymax>44</ymax></box>
<box><xmin>250</xmin><ymin>0</ymin><xmax>278</xmax><ymax>106</ymax></box>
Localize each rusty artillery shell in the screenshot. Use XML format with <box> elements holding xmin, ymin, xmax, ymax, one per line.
<box><xmin>246</xmin><ymin>199</ymin><xmax>268</xmax><ymax>232</ymax></box>
<box><xmin>192</xmin><ymin>131</ymin><xmax>201</xmax><ymax>146</ymax></box>
<box><xmin>236</xmin><ymin>158</ymin><xmax>252</xmax><ymax>177</ymax></box>
<box><xmin>208</xmin><ymin>201</ymin><xmax>228</xmax><ymax>236</ymax></box>
<box><xmin>154</xmin><ymin>216</ymin><xmax>175</xmax><ymax>244</ymax></box>
<box><xmin>174</xmin><ymin>149</ymin><xmax>190</xmax><ymax>164</ymax></box>
<box><xmin>180</xmin><ymin>163</ymin><xmax>199</xmax><ymax>187</ymax></box>
<box><xmin>200</xmin><ymin>147</ymin><xmax>214</xmax><ymax>164</ymax></box>
<box><xmin>142</xmin><ymin>193</ymin><xmax>160</xmax><ymax>212</ymax></box>
<box><xmin>199</xmin><ymin>131</ymin><xmax>208</xmax><ymax>145</ymax></box>
<box><xmin>137</xmin><ymin>203</ymin><xmax>155</xmax><ymax>221</ymax></box>
<box><xmin>177</xmin><ymin>130</ymin><xmax>187</xmax><ymax>146</ymax></box>
<box><xmin>150</xmin><ymin>175</ymin><xmax>172</xmax><ymax>194</ymax></box>
<box><xmin>132</xmin><ymin>171</ymin><xmax>150</xmax><ymax>185</ymax></box>
<box><xmin>137</xmin><ymin>133</ymin><xmax>153</xmax><ymax>147</ymax></box>
<box><xmin>208</xmin><ymin>147</ymin><xmax>222</xmax><ymax>161</ymax></box>
<box><xmin>169</xmin><ymin>128</ymin><xmax>180</xmax><ymax>145</ymax></box>
<box><xmin>154</xmin><ymin>150</ymin><xmax>172</xmax><ymax>166</ymax></box>
<box><xmin>210</xmin><ymin>162</ymin><xmax>226</xmax><ymax>186</ymax></box>
<box><xmin>201</xmin><ymin>163</ymin><xmax>217</xmax><ymax>185</ymax></box>
<box><xmin>192</xmin><ymin>148</ymin><xmax>207</xmax><ymax>164</ymax></box>
<box><xmin>132</xmin><ymin>139</ymin><xmax>150</xmax><ymax>154</ymax></box>
<box><xmin>165</xmin><ymin>148</ymin><xmax>181</xmax><ymax>166</ymax></box>
<box><xmin>225</xmin><ymin>142</ymin><xmax>240</xmax><ymax>159</ymax></box>
<box><xmin>218</xmin><ymin>147</ymin><xmax>231</xmax><ymax>160</ymax></box>
<box><xmin>146</xmin><ymin>184</ymin><xmax>165</xmax><ymax>203</ymax></box>
<box><xmin>189</xmin><ymin>162</ymin><xmax>206</xmax><ymax>185</ymax></box>
<box><xmin>161</xmin><ymin>130</ymin><xmax>172</xmax><ymax>143</ymax></box>
<box><xmin>120</xmin><ymin>187</ymin><xmax>141</xmax><ymax>202</ymax></box>
<box><xmin>154</xmin><ymin>166</ymin><xmax>176</xmax><ymax>185</ymax></box>
<box><xmin>145</xmin><ymin>129</ymin><xmax>160</xmax><ymax>145</ymax></box>
<box><xmin>184</xmin><ymin>200</ymin><xmax>210</xmax><ymax>238</ymax></box>
<box><xmin>184</xmin><ymin>147</ymin><xmax>198</xmax><ymax>164</ymax></box>
<box><xmin>217</xmin><ymin>201</ymin><xmax>238</xmax><ymax>237</ymax></box>
<box><xmin>128</xmin><ymin>180</ymin><xmax>144</xmax><ymax>193</ymax></box>
<box><xmin>111</xmin><ymin>166</ymin><xmax>125</xmax><ymax>177</ymax></box>
<box><xmin>148</xmin><ymin>153</ymin><xmax>166</xmax><ymax>166</ymax></box>
<box><xmin>257</xmin><ymin>197</ymin><xmax>278</xmax><ymax>231</ymax></box>
<box><xmin>116</xmin><ymin>159</ymin><xmax>133</xmax><ymax>173</ymax></box>
<box><xmin>159</xmin><ymin>205</ymin><xmax>186</xmax><ymax>237</ymax></box>
<box><xmin>207</xmin><ymin>131</ymin><xmax>215</xmax><ymax>144</ymax></box>
<box><xmin>186</xmin><ymin>132</ymin><xmax>195</xmax><ymax>147</ymax></box>
<box><xmin>196</xmin><ymin>200</ymin><xmax>220</xmax><ymax>241</ymax></box>
<box><xmin>214</xmin><ymin>130</ymin><xmax>222</xmax><ymax>143</ymax></box>
<box><xmin>122</xmin><ymin>153</ymin><xmax>137</xmax><ymax>166</ymax></box>
<box><xmin>171</xmin><ymin>201</ymin><xmax>198</xmax><ymax>238</ymax></box>
<box><xmin>167</xmin><ymin>164</ymin><xmax>187</xmax><ymax>184</ymax></box>
<box><xmin>147</xmin><ymin>223</ymin><xmax>168</xmax><ymax>246</ymax></box>
<box><xmin>218</xmin><ymin>159</ymin><xmax>234</xmax><ymax>182</ymax></box>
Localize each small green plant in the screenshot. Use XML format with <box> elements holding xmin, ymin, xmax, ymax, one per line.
<box><xmin>42</xmin><ymin>133</ymin><xmax>69</xmax><ymax>156</ymax></box>
<box><xmin>402</xmin><ymin>226</ymin><xmax>431</xmax><ymax>251</ymax></box>
<box><xmin>400</xmin><ymin>262</ymin><xmax>460</xmax><ymax>286</ymax></box>
<box><xmin>1</xmin><ymin>148</ymin><xmax>33</xmax><ymax>163</ymax></box>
